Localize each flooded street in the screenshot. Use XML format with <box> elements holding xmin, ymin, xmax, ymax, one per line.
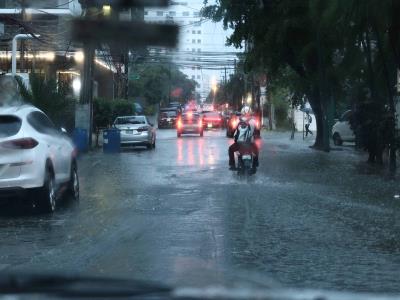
<box><xmin>1</xmin><ymin>130</ymin><xmax>399</xmax><ymax>293</ymax></box>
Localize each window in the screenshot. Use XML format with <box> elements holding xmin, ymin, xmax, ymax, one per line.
<box><xmin>193</xmin><ymin>11</ymin><xmax>200</xmax><ymax>17</ymax></box>
<box><xmin>114</xmin><ymin>116</ymin><xmax>146</xmax><ymax>125</ymax></box>
<box><xmin>197</xmin><ymin>75</ymin><xmax>201</xmax><ymax>79</ymax></box>
<box><xmin>27</xmin><ymin>111</ymin><xmax>57</xmax><ymax>135</ymax></box>
<box><xmin>197</xmin><ymin>48</ymin><xmax>201</xmax><ymax>52</ymax></box>
<box><xmin>169</xmin><ymin>11</ymin><xmax>176</xmax><ymax>16</ymax></box>
<box><xmin>197</xmin><ymin>66</ymin><xmax>201</xmax><ymax>70</ymax></box>
<box><xmin>192</xmin><ymin>66</ymin><xmax>195</xmax><ymax>70</ymax></box>
<box><xmin>192</xmin><ymin>75</ymin><xmax>195</xmax><ymax>79</ymax></box>
<box><xmin>197</xmin><ymin>30</ymin><xmax>201</xmax><ymax>34</ymax></box>
<box><xmin>144</xmin><ymin>11</ymin><xmax>148</xmax><ymax>15</ymax></box>
<box><xmin>0</xmin><ymin>115</ymin><xmax>21</xmax><ymax>138</ymax></box>
<box><xmin>192</xmin><ymin>39</ymin><xmax>196</xmax><ymax>43</ymax></box>
<box><xmin>192</xmin><ymin>48</ymin><xmax>195</xmax><ymax>52</ymax></box>
<box><xmin>192</xmin><ymin>30</ymin><xmax>196</xmax><ymax>34</ymax></box>
<box><xmin>197</xmin><ymin>39</ymin><xmax>201</xmax><ymax>43</ymax></box>
<box><xmin>157</xmin><ymin>11</ymin><xmax>163</xmax><ymax>16</ymax></box>
<box><xmin>183</xmin><ymin>11</ymin><xmax>189</xmax><ymax>16</ymax></box>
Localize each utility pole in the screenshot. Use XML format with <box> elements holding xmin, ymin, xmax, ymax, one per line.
<box><xmin>20</xmin><ymin>0</ymin><xmax>26</xmax><ymax>73</ymax></box>
<box><xmin>80</xmin><ymin>44</ymin><xmax>95</xmax><ymax>147</ymax></box>
<box><xmin>168</xmin><ymin>62</ymin><xmax>171</xmax><ymax>104</ymax></box>
<box><xmin>77</xmin><ymin>3</ymin><xmax>97</xmax><ymax>149</ymax></box>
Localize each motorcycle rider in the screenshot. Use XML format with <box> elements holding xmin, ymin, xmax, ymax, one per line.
<box><xmin>228</xmin><ymin>106</ymin><xmax>259</xmax><ymax>170</ymax></box>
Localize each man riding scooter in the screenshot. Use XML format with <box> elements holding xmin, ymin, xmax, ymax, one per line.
<box><xmin>228</xmin><ymin>106</ymin><xmax>259</xmax><ymax>171</ymax></box>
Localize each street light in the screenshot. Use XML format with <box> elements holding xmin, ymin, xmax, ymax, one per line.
<box><xmin>72</xmin><ymin>78</ymin><xmax>82</xmax><ymax>96</ymax></box>
<box><xmin>246</xmin><ymin>93</ymin><xmax>252</xmax><ymax>105</ymax></box>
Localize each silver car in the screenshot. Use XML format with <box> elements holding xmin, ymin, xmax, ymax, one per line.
<box><xmin>113</xmin><ymin>116</ymin><xmax>156</xmax><ymax>149</ymax></box>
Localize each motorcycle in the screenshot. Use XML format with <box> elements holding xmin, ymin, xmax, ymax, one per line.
<box><xmin>236</xmin><ymin>143</ymin><xmax>256</xmax><ymax>177</ymax></box>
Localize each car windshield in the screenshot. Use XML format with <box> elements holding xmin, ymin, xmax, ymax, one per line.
<box><xmin>1</xmin><ymin>1</ymin><xmax>400</xmax><ymax>299</ymax></box>
<box><xmin>161</xmin><ymin>111</ymin><xmax>177</xmax><ymax>118</ymax></box>
<box><xmin>115</xmin><ymin>116</ymin><xmax>146</xmax><ymax>125</ymax></box>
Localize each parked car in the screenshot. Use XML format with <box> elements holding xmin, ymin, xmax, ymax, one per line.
<box><xmin>113</xmin><ymin>115</ymin><xmax>156</xmax><ymax>149</ymax></box>
<box><xmin>177</xmin><ymin>111</ymin><xmax>203</xmax><ymax>137</ymax></box>
<box><xmin>0</xmin><ymin>105</ymin><xmax>79</xmax><ymax>212</ymax></box>
<box><xmin>158</xmin><ymin>108</ymin><xmax>178</xmax><ymax>129</ymax></box>
<box><xmin>202</xmin><ymin>111</ymin><xmax>223</xmax><ymax>129</ymax></box>
<box><xmin>332</xmin><ymin>110</ymin><xmax>355</xmax><ymax>146</ymax></box>
<box><xmin>167</xmin><ymin>102</ymin><xmax>183</xmax><ymax>112</ymax></box>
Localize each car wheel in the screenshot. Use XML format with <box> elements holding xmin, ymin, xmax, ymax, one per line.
<box><xmin>67</xmin><ymin>162</ymin><xmax>79</xmax><ymax>201</ymax></box>
<box><xmin>37</xmin><ymin>167</ymin><xmax>56</xmax><ymax>213</ymax></box>
<box><xmin>333</xmin><ymin>133</ymin><xmax>343</xmax><ymax>146</ymax></box>
<box><xmin>146</xmin><ymin>143</ymin><xmax>153</xmax><ymax>149</ymax></box>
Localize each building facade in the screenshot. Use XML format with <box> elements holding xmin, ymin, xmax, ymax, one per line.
<box><xmin>144</xmin><ymin>1</ymin><xmax>241</xmax><ymax>102</ymax></box>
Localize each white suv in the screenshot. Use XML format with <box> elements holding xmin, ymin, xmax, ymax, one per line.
<box><xmin>0</xmin><ymin>105</ymin><xmax>79</xmax><ymax>212</ymax></box>
<box><xmin>332</xmin><ymin>110</ymin><xmax>355</xmax><ymax>146</ymax></box>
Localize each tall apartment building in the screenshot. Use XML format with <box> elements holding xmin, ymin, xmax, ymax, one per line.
<box><xmin>144</xmin><ymin>1</ymin><xmax>240</xmax><ymax>101</ymax></box>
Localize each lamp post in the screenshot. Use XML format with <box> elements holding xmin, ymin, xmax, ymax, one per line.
<box><xmin>12</xmin><ymin>34</ymin><xmax>40</xmax><ymax>76</ymax></box>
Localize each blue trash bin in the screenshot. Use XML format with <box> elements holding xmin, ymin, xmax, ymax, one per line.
<box><xmin>103</xmin><ymin>128</ymin><xmax>121</xmax><ymax>153</ymax></box>
<box><xmin>73</xmin><ymin>128</ymin><xmax>88</xmax><ymax>154</ymax></box>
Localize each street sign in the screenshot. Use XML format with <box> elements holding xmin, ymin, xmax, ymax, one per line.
<box><xmin>72</xmin><ymin>20</ymin><xmax>179</xmax><ymax>48</ymax></box>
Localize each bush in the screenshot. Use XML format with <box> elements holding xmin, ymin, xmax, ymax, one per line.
<box><xmin>93</xmin><ymin>98</ymin><xmax>136</xmax><ymax>130</ymax></box>
<box><xmin>144</xmin><ymin>104</ymin><xmax>156</xmax><ymax>116</ymax></box>
<box><xmin>16</xmin><ymin>73</ymin><xmax>74</xmax><ymax>129</ymax></box>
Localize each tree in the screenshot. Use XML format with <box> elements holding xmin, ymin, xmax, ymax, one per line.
<box><xmin>203</xmin><ymin>0</ymin><xmax>339</xmax><ymax>151</ymax></box>
<box><xmin>203</xmin><ymin>0</ymin><xmax>398</xmax><ymax>168</ymax></box>
<box><xmin>129</xmin><ymin>62</ymin><xmax>197</xmax><ymax>106</ymax></box>
<box><xmin>16</xmin><ymin>73</ymin><xmax>75</xmax><ymax>131</ymax></box>
<box><xmin>207</xmin><ymin>73</ymin><xmax>245</xmax><ymax>110</ymax></box>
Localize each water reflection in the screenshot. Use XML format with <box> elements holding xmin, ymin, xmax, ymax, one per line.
<box><xmin>176</xmin><ymin>136</ymin><xmax>221</xmax><ymax>166</ymax></box>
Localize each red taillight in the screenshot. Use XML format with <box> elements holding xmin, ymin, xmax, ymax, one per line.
<box><xmin>198</xmin><ymin>119</ymin><xmax>203</xmax><ymax>127</ymax></box>
<box><xmin>0</xmin><ymin>138</ymin><xmax>39</xmax><ymax>149</ymax></box>
<box><xmin>231</xmin><ymin>119</ymin><xmax>238</xmax><ymax>128</ymax></box>
<box><xmin>177</xmin><ymin>118</ymin><xmax>182</xmax><ymax>129</ymax></box>
<box><xmin>137</xmin><ymin>126</ymin><xmax>149</xmax><ymax>132</ymax></box>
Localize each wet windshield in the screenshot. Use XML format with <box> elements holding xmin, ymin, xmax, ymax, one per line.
<box><xmin>0</xmin><ymin>0</ymin><xmax>400</xmax><ymax>299</ymax></box>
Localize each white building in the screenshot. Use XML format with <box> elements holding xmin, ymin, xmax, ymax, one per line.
<box><xmin>144</xmin><ymin>0</ymin><xmax>241</xmax><ymax>101</ymax></box>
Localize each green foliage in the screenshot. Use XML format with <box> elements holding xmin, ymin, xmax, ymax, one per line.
<box><xmin>270</xmin><ymin>87</ymin><xmax>291</xmax><ymax>129</ymax></box>
<box><xmin>93</xmin><ymin>98</ymin><xmax>136</xmax><ymax>129</ymax></box>
<box><xmin>144</xmin><ymin>104</ymin><xmax>156</xmax><ymax>116</ymax></box>
<box><xmin>129</xmin><ymin>63</ymin><xmax>198</xmax><ymax>106</ymax></box>
<box><xmin>206</xmin><ymin>73</ymin><xmax>244</xmax><ymax>110</ymax></box>
<box><xmin>204</xmin><ymin>0</ymin><xmax>400</xmax><ymax>164</ymax></box>
<box><xmin>15</xmin><ymin>73</ymin><xmax>75</xmax><ymax>130</ymax></box>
